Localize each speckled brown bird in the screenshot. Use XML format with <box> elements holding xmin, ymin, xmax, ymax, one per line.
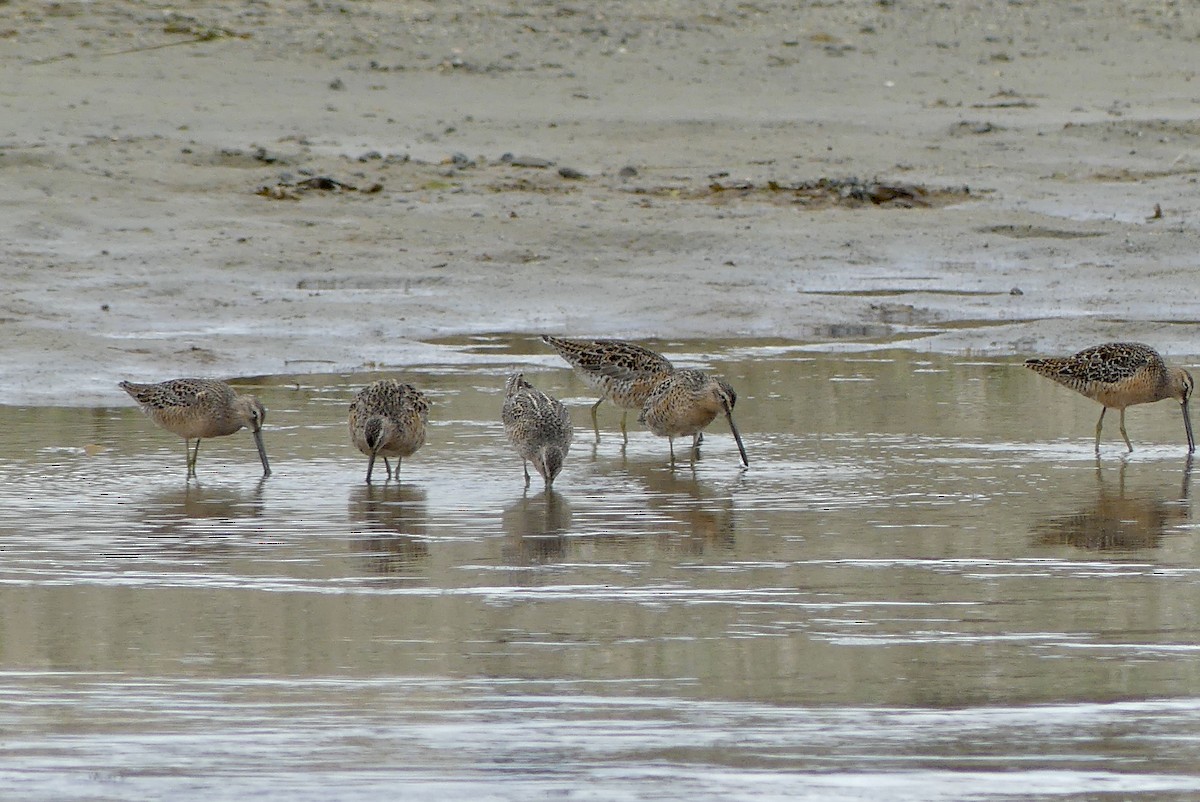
<box><xmin>348</xmin><ymin>379</ymin><xmax>429</xmax><ymax>483</ymax></box>
<box><xmin>502</xmin><ymin>373</ymin><xmax>573</xmax><ymax>488</ymax></box>
<box><xmin>639</xmin><ymin>369</ymin><xmax>749</xmax><ymax>467</ymax></box>
<box><xmin>119</xmin><ymin>378</ymin><xmax>270</xmax><ymax>477</ymax></box>
<box><xmin>541</xmin><ymin>335</ymin><xmax>673</xmax><ymax>436</ymax></box>
<box><xmin>1025</xmin><ymin>342</ymin><xmax>1194</xmax><ymax>453</ymax></box>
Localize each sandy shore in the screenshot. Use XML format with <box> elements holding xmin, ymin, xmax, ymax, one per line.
<box><xmin>3</xmin><ymin>0</ymin><xmax>1199</xmax><ymax>405</ymax></box>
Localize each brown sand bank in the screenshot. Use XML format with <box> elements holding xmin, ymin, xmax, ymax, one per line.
<box><xmin>2</xmin><ymin>0</ymin><xmax>1199</xmax><ymax>404</ymax></box>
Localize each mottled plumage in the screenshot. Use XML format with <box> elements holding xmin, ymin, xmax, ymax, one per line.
<box><xmin>348</xmin><ymin>379</ymin><xmax>430</xmax><ymax>483</ymax></box>
<box><xmin>502</xmin><ymin>373</ymin><xmax>573</xmax><ymax>487</ymax></box>
<box><xmin>1025</xmin><ymin>342</ymin><xmax>1194</xmax><ymax>453</ymax></box>
<box><xmin>119</xmin><ymin>378</ymin><xmax>270</xmax><ymax>477</ymax></box>
<box><xmin>541</xmin><ymin>335</ymin><xmax>673</xmax><ymax>436</ymax></box>
<box><xmin>639</xmin><ymin>369</ymin><xmax>749</xmax><ymax>467</ymax></box>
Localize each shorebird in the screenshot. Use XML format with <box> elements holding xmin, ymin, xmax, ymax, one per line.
<box><xmin>639</xmin><ymin>369</ymin><xmax>749</xmax><ymax>467</ymax></box>
<box><xmin>502</xmin><ymin>373</ymin><xmax>573</xmax><ymax>488</ymax></box>
<box><xmin>119</xmin><ymin>378</ymin><xmax>271</xmax><ymax>477</ymax></box>
<box><xmin>1025</xmin><ymin>342</ymin><xmax>1194</xmax><ymax>453</ymax></box>
<box><xmin>541</xmin><ymin>335</ymin><xmax>673</xmax><ymax>437</ymax></box>
<box><xmin>348</xmin><ymin>379</ymin><xmax>430</xmax><ymax>483</ymax></box>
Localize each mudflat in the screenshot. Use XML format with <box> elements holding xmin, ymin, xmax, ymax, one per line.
<box><xmin>3</xmin><ymin>0</ymin><xmax>1199</xmax><ymax>404</ymax></box>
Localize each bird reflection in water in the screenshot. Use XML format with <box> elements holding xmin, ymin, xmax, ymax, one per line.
<box><xmin>625</xmin><ymin>463</ymin><xmax>737</xmax><ymax>556</ymax></box>
<box><xmin>500</xmin><ymin>490</ymin><xmax>572</xmax><ymax>565</ymax></box>
<box><xmin>139</xmin><ymin>479</ymin><xmax>266</xmax><ymax>543</ymax></box>
<box><xmin>1035</xmin><ymin>457</ymin><xmax>1192</xmax><ymax>551</ymax></box>
<box><xmin>347</xmin><ymin>483</ymin><xmax>429</xmax><ymax>574</ymax></box>
<box><xmin>140</xmin><ymin>480</ymin><xmax>265</xmax><ymax>528</ymax></box>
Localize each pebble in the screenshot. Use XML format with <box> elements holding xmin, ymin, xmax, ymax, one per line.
<box><xmin>504</xmin><ymin>154</ymin><xmax>555</xmax><ymax>168</ymax></box>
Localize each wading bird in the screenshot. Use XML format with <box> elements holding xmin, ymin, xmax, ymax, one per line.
<box><xmin>1025</xmin><ymin>342</ymin><xmax>1194</xmax><ymax>453</ymax></box>
<box><xmin>348</xmin><ymin>379</ymin><xmax>429</xmax><ymax>483</ymax></box>
<box><xmin>640</xmin><ymin>369</ymin><xmax>749</xmax><ymax>467</ymax></box>
<box><xmin>119</xmin><ymin>378</ymin><xmax>270</xmax><ymax>477</ymax></box>
<box><xmin>502</xmin><ymin>373</ymin><xmax>573</xmax><ymax>488</ymax></box>
<box><xmin>541</xmin><ymin>335</ymin><xmax>673</xmax><ymax>439</ymax></box>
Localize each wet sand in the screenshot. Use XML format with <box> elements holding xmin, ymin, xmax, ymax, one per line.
<box><xmin>3</xmin><ymin>0</ymin><xmax>1200</xmax><ymax>404</ymax></box>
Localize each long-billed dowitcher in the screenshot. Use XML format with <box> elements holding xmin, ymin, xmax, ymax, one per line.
<box><xmin>348</xmin><ymin>379</ymin><xmax>430</xmax><ymax>483</ymax></box>
<box><xmin>1025</xmin><ymin>342</ymin><xmax>1194</xmax><ymax>453</ymax></box>
<box><xmin>502</xmin><ymin>372</ymin><xmax>573</xmax><ymax>488</ymax></box>
<box><xmin>541</xmin><ymin>335</ymin><xmax>673</xmax><ymax>437</ymax></box>
<box><xmin>119</xmin><ymin>378</ymin><xmax>271</xmax><ymax>477</ymax></box>
<box><xmin>639</xmin><ymin>369</ymin><xmax>749</xmax><ymax>467</ymax></box>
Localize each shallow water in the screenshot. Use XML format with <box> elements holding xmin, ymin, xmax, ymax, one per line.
<box><xmin>3</xmin><ymin>340</ymin><xmax>1200</xmax><ymax>800</ymax></box>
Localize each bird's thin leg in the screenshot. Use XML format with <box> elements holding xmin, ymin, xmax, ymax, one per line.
<box><xmin>620</xmin><ymin>409</ymin><xmax>629</xmax><ymax>444</ymax></box>
<box><xmin>523</xmin><ymin>460</ymin><xmax>531</xmax><ymax>486</ymax></box>
<box><xmin>591</xmin><ymin>398</ymin><xmax>603</xmax><ymax>442</ymax></box>
<box><xmin>366</xmin><ymin>453</ymin><xmax>377</xmax><ymax>484</ymax></box>
<box><xmin>1094</xmin><ymin>407</ymin><xmax>1106</xmax><ymax>453</ymax></box>
<box><xmin>383</xmin><ymin>458</ymin><xmax>394</xmax><ymax>481</ymax></box>
<box><xmin>1118</xmin><ymin>408</ymin><xmax>1133</xmax><ymax>453</ymax></box>
<box><xmin>691</xmin><ymin>431</ymin><xmax>701</xmax><ymax>454</ymax></box>
<box><xmin>668</xmin><ymin>437</ymin><xmax>676</xmax><ymax>464</ymax></box>
<box><xmin>188</xmin><ymin>439</ymin><xmax>202</xmax><ymax>477</ymax></box>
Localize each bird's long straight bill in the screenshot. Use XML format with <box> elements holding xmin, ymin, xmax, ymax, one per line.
<box><xmin>1184</xmin><ymin>401</ymin><xmax>1195</xmax><ymax>454</ymax></box>
<box><xmin>253</xmin><ymin>429</ymin><xmax>272</xmax><ymax>476</ymax></box>
<box><xmin>726</xmin><ymin>413</ymin><xmax>749</xmax><ymax>467</ymax></box>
